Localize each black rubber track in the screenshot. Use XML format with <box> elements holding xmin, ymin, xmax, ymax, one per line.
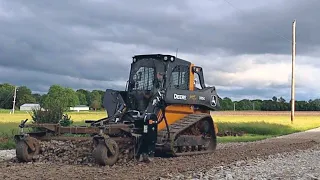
<box><xmin>156</xmin><ymin>113</ymin><xmax>217</xmax><ymax>156</ymax></box>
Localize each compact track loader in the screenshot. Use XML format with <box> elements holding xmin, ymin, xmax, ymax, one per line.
<box><xmin>14</xmin><ymin>54</ymin><xmax>220</xmax><ymax>166</ymax></box>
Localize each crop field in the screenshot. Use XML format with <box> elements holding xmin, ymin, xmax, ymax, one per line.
<box><xmin>1</xmin><ymin>110</ymin><xmax>320</xmax><ymax>149</ymax></box>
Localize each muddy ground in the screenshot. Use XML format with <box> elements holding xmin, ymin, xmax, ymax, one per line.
<box><xmin>1</xmin><ymin>128</ymin><xmax>320</xmax><ymax>180</ymax></box>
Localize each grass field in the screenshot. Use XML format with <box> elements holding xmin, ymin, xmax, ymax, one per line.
<box><xmin>1</xmin><ymin>109</ymin><xmax>320</xmax><ymax>149</ymax></box>
<box><xmin>211</xmin><ymin>111</ymin><xmax>320</xmax><ymax>142</ymax></box>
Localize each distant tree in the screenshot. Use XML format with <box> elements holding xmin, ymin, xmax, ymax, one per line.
<box><xmin>97</xmin><ymin>90</ymin><xmax>105</xmax><ymax>108</ymax></box>
<box><xmin>272</xmin><ymin>96</ymin><xmax>278</xmax><ymax>102</ymax></box>
<box><xmin>261</xmin><ymin>100</ymin><xmax>275</xmax><ymax>111</ymax></box>
<box><xmin>64</xmin><ymin>87</ymin><xmax>80</xmax><ymax>107</ymax></box>
<box><xmin>277</xmin><ymin>97</ymin><xmax>289</xmax><ymax>111</ymax></box>
<box><xmin>307</xmin><ymin>99</ymin><xmax>320</xmax><ymax>111</ymax></box>
<box><xmin>237</xmin><ymin>99</ymin><xmax>252</xmax><ymax>110</ymax></box>
<box><xmin>91</xmin><ymin>100</ymin><xmax>100</xmax><ymax>111</ymax></box>
<box><xmin>296</xmin><ymin>100</ymin><xmax>309</xmax><ymax>111</ymax></box>
<box><xmin>16</xmin><ymin>86</ymin><xmax>36</xmax><ymax>107</ymax></box>
<box><xmin>220</xmin><ymin>97</ymin><xmax>233</xmax><ymax>110</ymax></box>
<box><xmin>32</xmin><ymin>93</ymin><xmax>42</xmax><ymax>103</ymax></box>
<box><xmin>252</xmin><ymin>99</ymin><xmax>263</xmax><ymax>111</ymax></box>
<box><xmin>90</xmin><ymin>90</ymin><xmax>102</xmax><ymax>110</ymax></box>
<box><xmin>76</xmin><ymin>89</ymin><xmax>90</xmax><ymax>106</ymax></box>
<box><xmin>41</xmin><ymin>85</ymin><xmax>79</xmax><ymax>110</ymax></box>
<box><xmin>278</xmin><ymin>97</ymin><xmax>286</xmax><ymax>103</ymax></box>
<box><xmin>76</xmin><ymin>91</ymin><xmax>87</xmax><ymax>105</ymax></box>
<box><xmin>0</xmin><ymin>83</ymin><xmax>15</xmax><ymax>109</ymax></box>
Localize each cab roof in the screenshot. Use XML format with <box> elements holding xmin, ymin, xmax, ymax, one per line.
<box><xmin>132</xmin><ymin>54</ymin><xmax>191</xmax><ymax>65</ymax></box>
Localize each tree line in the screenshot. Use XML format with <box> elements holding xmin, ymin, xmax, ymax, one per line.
<box><xmin>0</xmin><ymin>83</ymin><xmax>104</xmax><ymax>111</ymax></box>
<box><xmin>1</xmin><ymin>83</ymin><xmax>320</xmax><ymax>111</ymax></box>
<box><xmin>219</xmin><ymin>96</ymin><xmax>320</xmax><ymax>111</ymax></box>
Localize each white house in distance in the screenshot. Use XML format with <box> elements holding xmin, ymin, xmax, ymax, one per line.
<box><xmin>20</xmin><ymin>103</ymin><xmax>41</xmax><ymax>111</ymax></box>
<box><xmin>69</xmin><ymin>105</ymin><xmax>89</xmax><ymax>112</ymax></box>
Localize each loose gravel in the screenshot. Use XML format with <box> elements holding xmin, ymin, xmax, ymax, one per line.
<box><xmin>0</xmin><ymin>150</ymin><xmax>15</xmax><ymax>162</ymax></box>
<box><xmin>0</xmin><ymin>128</ymin><xmax>319</xmax><ymax>180</ymax></box>
<box><xmin>166</xmin><ymin>144</ymin><xmax>320</xmax><ymax>180</ymax></box>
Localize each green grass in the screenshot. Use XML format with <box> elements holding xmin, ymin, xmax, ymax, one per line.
<box><xmin>0</xmin><ymin>124</ymin><xmax>18</xmax><ymax>150</ymax></box>
<box><xmin>216</xmin><ymin>121</ymin><xmax>295</xmax><ymax>135</ymax></box>
<box><xmin>215</xmin><ymin>121</ymin><xmax>295</xmax><ymax>143</ymax></box>
<box><xmin>214</xmin><ymin>114</ymin><xmax>320</xmax><ymax>143</ymax></box>
<box><xmin>0</xmin><ymin>140</ymin><xmax>15</xmax><ymax>150</ymax></box>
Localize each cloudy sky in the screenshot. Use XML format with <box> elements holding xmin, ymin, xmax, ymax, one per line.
<box><xmin>0</xmin><ymin>0</ymin><xmax>319</xmax><ymax>101</ymax></box>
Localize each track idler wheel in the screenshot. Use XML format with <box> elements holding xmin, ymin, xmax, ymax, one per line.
<box><xmin>16</xmin><ymin>136</ymin><xmax>40</xmax><ymax>162</ymax></box>
<box><xmin>92</xmin><ymin>138</ymin><xmax>120</xmax><ymax>166</ymax></box>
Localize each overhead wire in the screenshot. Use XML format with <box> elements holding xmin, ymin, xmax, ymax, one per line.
<box><xmin>0</xmin><ymin>89</ymin><xmax>14</xmax><ymax>108</ymax></box>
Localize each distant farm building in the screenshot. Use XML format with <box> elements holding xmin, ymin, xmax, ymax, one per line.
<box><xmin>69</xmin><ymin>105</ymin><xmax>89</xmax><ymax>112</ymax></box>
<box><xmin>20</xmin><ymin>103</ymin><xmax>41</xmax><ymax>111</ymax></box>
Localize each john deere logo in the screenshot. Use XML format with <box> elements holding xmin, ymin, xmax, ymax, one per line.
<box><xmin>210</xmin><ymin>95</ymin><xmax>217</xmax><ymax>107</ymax></box>
<box><xmin>189</xmin><ymin>94</ymin><xmax>196</xmax><ymax>101</ymax></box>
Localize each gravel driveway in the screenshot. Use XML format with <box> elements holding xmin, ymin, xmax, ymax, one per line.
<box><xmin>1</xmin><ymin>128</ymin><xmax>319</xmax><ymax>180</ymax></box>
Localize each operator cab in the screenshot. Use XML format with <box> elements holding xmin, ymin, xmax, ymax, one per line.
<box><xmin>125</xmin><ymin>54</ymin><xmax>191</xmax><ymax>113</ymax></box>
<box><xmin>102</xmin><ymin>54</ymin><xmax>218</xmax><ymax>124</ymax></box>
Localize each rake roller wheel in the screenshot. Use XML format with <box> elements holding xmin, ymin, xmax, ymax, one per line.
<box><xmin>92</xmin><ymin>139</ymin><xmax>120</xmax><ymax>166</ymax></box>
<box><xmin>16</xmin><ymin>136</ymin><xmax>40</xmax><ymax>162</ymax></box>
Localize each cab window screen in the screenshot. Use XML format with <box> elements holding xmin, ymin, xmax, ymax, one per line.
<box><xmin>132</xmin><ymin>67</ymin><xmax>155</xmax><ymax>90</ymax></box>
<box><xmin>169</xmin><ymin>65</ymin><xmax>189</xmax><ymax>90</ymax></box>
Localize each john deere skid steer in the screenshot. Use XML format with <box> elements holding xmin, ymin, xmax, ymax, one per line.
<box><xmin>14</xmin><ymin>54</ymin><xmax>220</xmax><ymax>166</ymax></box>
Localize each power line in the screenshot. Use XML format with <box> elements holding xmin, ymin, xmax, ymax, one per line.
<box><xmin>0</xmin><ymin>90</ymin><xmax>14</xmax><ymax>108</ymax></box>
<box><xmin>222</xmin><ymin>0</ymin><xmax>292</xmax><ymax>43</ymax></box>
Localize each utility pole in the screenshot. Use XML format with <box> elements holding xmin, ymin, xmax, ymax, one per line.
<box><xmin>12</xmin><ymin>86</ymin><xmax>17</xmax><ymax>114</ymax></box>
<box><xmin>233</xmin><ymin>103</ymin><xmax>235</xmax><ymax>111</ymax></box>
<box><xmin>291</xmin><ymin>20</ymin><xmax>296</xmax><ymax>124</ymax></box>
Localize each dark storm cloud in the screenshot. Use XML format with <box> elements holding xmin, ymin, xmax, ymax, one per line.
<box><xmin>232</xmin><ymin>0</ymin><xmax>320</xmax><ymax>55</ymax></box>
<box><xmin>0</xmin><ymin>0</ymin><xmax>319</xmax><ymax>99</ymax></box>
<box><xmin>0</xmin><ymin>18</ymin><xmax>129</xmax><ymax>81</ymax></box>
<box><xmin>3</xmin><ymin>0</ymin><xmax>318</xmax><ymax>59</ymax></box>
<box><xmin>0</xmin><ymin>66</ymin><xmax>126</xmax><ymax>93</ymax></box>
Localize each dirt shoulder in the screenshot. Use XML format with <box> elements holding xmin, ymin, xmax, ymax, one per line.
<box><xmin>1</xmin><ymin>128</ymin><xmax>319</xmax><ymax>180</ymax></box>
